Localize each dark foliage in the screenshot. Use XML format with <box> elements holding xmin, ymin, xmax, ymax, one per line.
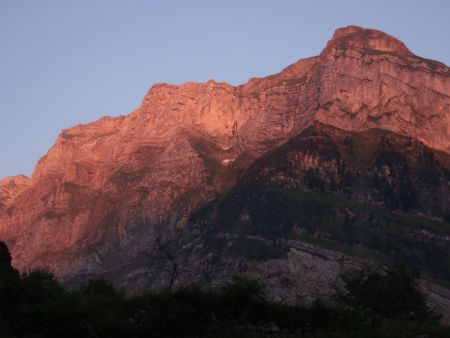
<box><xmin>338</xmin><ymin>267</ymin><xmax>435</xmax><ymax>321</ymax></box>
<box><xmin>0</xmin><ymin>241</ymin><xmax>12</xmax><ymax>271</ymax></box>
<box><xmin>0</xmin><ymin>241</ymin><xmax>448</xmax><ymax>338</ymax></box>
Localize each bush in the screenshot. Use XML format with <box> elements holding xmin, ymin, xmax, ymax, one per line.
<box><xmin>338</xmin><ymin>267</ymin><xmax>436</xmax><ymax>321</ymax></box>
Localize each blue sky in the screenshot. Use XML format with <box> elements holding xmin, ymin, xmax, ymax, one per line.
<box><xmin>1</xmin><ymin>0</ymin><xmax>450</xmax><ymax>178</ymax></box>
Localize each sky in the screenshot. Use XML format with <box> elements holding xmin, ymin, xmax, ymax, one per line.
<box><xmin>1</xmin><ymin>0</ymin><xmax>450</xmax><ymax>179</ymax></box>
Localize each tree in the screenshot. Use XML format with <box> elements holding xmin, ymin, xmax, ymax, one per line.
<box><xmin>148</xmin><ymin>233</ymin><xmax>191</xmax><ymax>292</ymax></box>
<box><xmin>338</xmin><ymin>267</ymin><xmax>436</xmax><ymax>321</ymax></box>
<box><xmin>0</xmin><ymin>241</ymin><xmax>12</xmax><ymax>272</ymax></box>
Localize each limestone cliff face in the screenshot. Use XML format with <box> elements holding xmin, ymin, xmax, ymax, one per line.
<box><xmin>0</xmin><ymin>25</ymin><xmax>449</xmax><ymax>283</ymax></box>
<box><xmin>315</xmin><ymin>26</ymin><xmax>450</xmax><ymax>152</ymax></box>
<box><xmin>0</xmin><ymin>175</ymin><xmax>30</xmax><ymax>209</ymax></box>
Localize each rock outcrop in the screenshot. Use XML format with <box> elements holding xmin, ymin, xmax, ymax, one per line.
<box><xmin>0</xmin><ymin>26</ymin><xmax>449</xmax><ymax>304</ymax></box>
<box><xmin>0</xmin><ymin>175</ymin><xmax>30</xmax><ymax>207</ymax></box>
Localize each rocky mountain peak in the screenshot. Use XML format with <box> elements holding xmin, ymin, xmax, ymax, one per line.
<box><xmin>1</xmin><ymin>26</ymin><xmax>450</xmax><ymax>308</ymax></box>
<box><xmin>0</xmin><ymin>175</ymin><xmax>30</xmax><ymax>206</ymax></box>
<box><xmin>0</xmin><ymin>175</ymin><xmax>31</xmax><ymax>194</ymax></box>
<box><xmin>322</xmin><ymin>25</ymin><xmax>412</xmax><ymax>56</ymax></box>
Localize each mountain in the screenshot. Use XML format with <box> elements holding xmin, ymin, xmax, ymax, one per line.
<box><xmin>196</xmin><ymin>122</ymin><xmax>450</xmax><ymax>278</ymax></box>
<box><xmin>1</xmin><ymin>25</ymin><xmax>450</xmax><ymax>314</ymax></box>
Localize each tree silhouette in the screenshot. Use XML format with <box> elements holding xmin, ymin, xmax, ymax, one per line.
<box><xmin>148</xmin><ymin>233</ymin><xmax>190</xmax><ymax>292</ymax></box>
<box><xmin>0</xmin><ymin>241</ymin><xmax>12</xmax><ymax>272</ymax></box>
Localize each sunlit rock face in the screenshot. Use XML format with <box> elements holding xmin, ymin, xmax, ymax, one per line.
<box><xmin>314</xmin><ymin>26</ymin><xmax>450</xmax><ymax>153</ymax></box>
<box><xmin>0</xmin><ymin>25</ymin><xmax>449</xmax><ymax>288</ymax></box>
<box><xmin>0</xmin><ymin>175</ymin><xmax>30</xmax><ymax>209</ymax></box>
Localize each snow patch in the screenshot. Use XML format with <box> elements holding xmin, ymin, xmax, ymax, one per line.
<box><xmin>221</xmin><ymin>158</ymin><xmax>235</xmax><ymax>165</ymax></box>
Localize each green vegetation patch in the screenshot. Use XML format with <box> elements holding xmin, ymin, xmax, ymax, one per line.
<box><xmin>214</xmin><ymin>185</ymin><xmax>450</xmax><ymax>281</ymax></box>
<box><xmin>60</xmin><ymin>133</ymin><xmax>79</xmax><ymax>140</ymax></box>
<box><xmin>228</xmin><ymin>237</ymin><xmax>286</xmax><ymax>261</ymax></box>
